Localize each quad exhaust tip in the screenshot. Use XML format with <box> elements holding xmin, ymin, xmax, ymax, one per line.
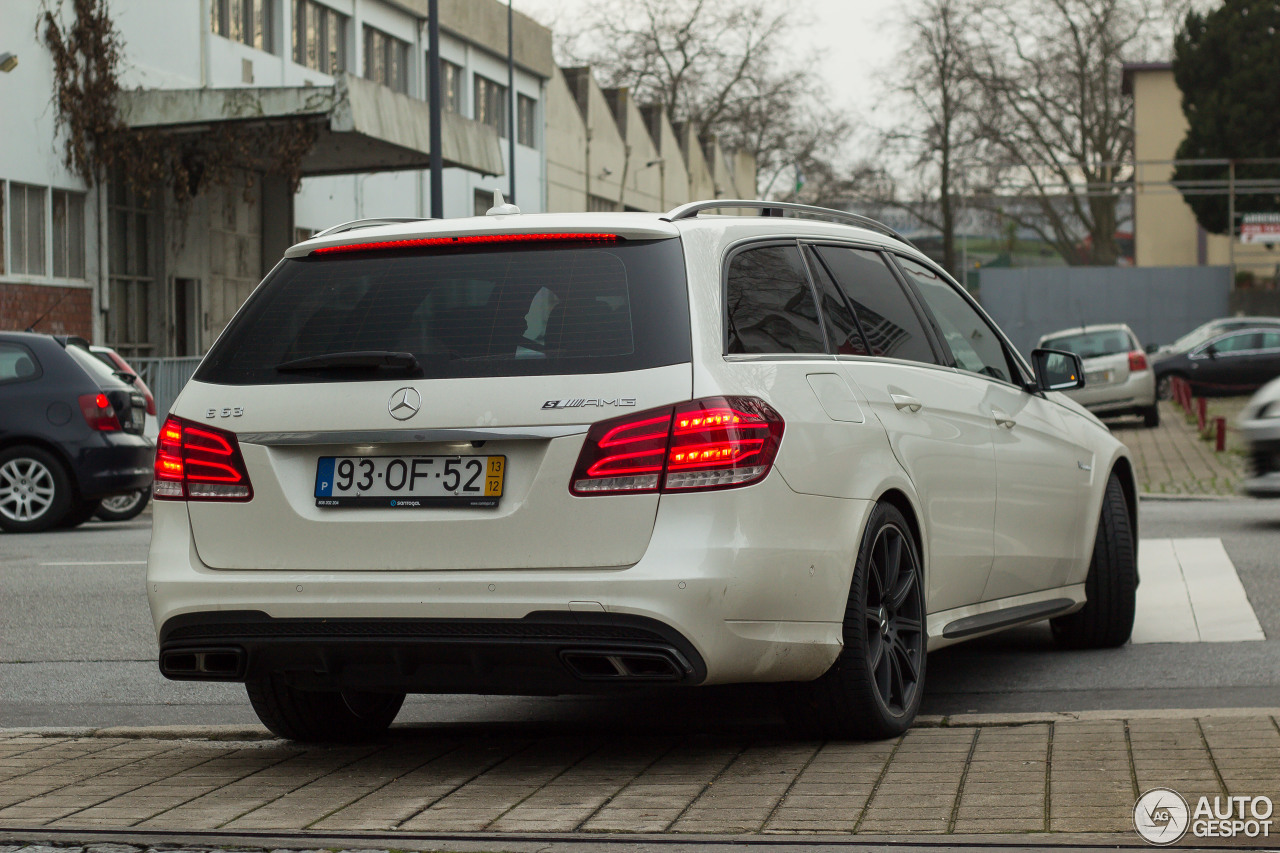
<box><xmin>560</xmin><ymin>648</ymin><xmax>690</xmax><ymax>681</ymax></box>
<box><xmin>159</xmin><ymin>647</ymin><xmax>245</xmax><ymax>680</ymax></box>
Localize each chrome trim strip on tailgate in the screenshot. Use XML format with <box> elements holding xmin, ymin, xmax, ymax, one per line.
<box><xmin>239</xmin><ymin>425</ymin><xmax>590</xmax><ymax>446</ymax></box>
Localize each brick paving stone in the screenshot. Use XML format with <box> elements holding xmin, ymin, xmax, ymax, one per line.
<box><xmin>579</xmin><ymin>738</ymin><xmax>740</xmax><ymax>833</ymax></box>
<box><xmin>1112</xmin><ymin>400</ymin><xmax>1246</xmax><ymax>495</ymax></box>
<box><xmin>134</xmin><ymin>745</ymin><xmax>380</xmax><ymax>830</ymax></box>
<box><xmin>399</xmin><ymin>735</ymin><xmax>601</xmax><ymax>832</ymax></box>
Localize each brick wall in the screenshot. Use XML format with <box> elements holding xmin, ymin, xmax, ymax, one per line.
<box><xmin>0</xmin><ymin>283</ymin><xmax>94</xmax><ymax>338</ymax></box>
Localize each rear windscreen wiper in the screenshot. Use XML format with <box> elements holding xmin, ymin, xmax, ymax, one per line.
<box><xmin>275</xmin><ymin>351</ymin><xmax>423</xmax><ymax>373</ymax></box>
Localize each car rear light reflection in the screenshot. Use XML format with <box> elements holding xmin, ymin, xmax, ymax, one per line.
<box><xmin>154</xmin><ymin>415</ymin><xmax>253</xmax><ymax>501</ymax></box>
<box><xmin>570</xmin><ymin>397</ymin><xmax>784</xmax><ymax>495</ymax></box>
<box><xmin>78</xmin><ymin>393</ymin><xmax>121</xmax><ymax>431</ymax></box>
<box><xmin>1129</xmin><ymin>351</ymin><xmax>1149</xmax><ymax>372</ymax></box>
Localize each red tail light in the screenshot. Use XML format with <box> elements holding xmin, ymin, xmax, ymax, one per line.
<box><xmin>78</xmin><ymin>393</ymin><xmax>121</xmax><ymax>431</ymax></box>
<box><xmin>1128</xmin><ymin>351</ymin><xmax>1149</xmax><ymax>372</ymax></box>
<box><xmin>154</xmin><ymin>415</ymin><xmax>253</xmax><ymax>501</ymax></box>
<box><xmin>570</xmin><ymin>397</ymin><xmax>784</xmax><ymax>495</ymax></box>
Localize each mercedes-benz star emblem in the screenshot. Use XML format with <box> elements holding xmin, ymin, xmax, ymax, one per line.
<box><xmin>387</xmin><ymin>387</ymin><xmax>421</xmax><ymax>421</ymax></box>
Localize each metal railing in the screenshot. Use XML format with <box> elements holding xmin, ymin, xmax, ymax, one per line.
<box><xmin>129</xmin><ymin>357</ymin><xmax>203</xmax><ymax>418</ymax></box>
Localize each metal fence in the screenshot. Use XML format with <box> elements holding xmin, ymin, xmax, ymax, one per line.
<box><xmin>129</xmin><ymin>357</ymin><xmax>203</xmax><ymax>418</ymax></box>
<box><xmin>977</xmin><ymin>266</ymin><xmax>1233</xmax><ymax>358</ymax></box>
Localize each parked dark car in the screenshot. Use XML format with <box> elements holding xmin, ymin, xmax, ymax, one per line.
<box><xmin>1153</xmin><ymin>316</ymin><xmax>1280</xmax><ymax>355</ymax></box>
<box><xmin>0</xmin><ymin>332</ymin><xmax>153</xmax><ymax>532</ymax></box>
<box><xmin>1152</xmin><ymin>327</ymin><xmax>1280</xmax><ymax>399</ymax></box>
<box><xmin>89</xmin><ymin>345</ymin><xmax>155</xmax><ymax>521</ymax></box>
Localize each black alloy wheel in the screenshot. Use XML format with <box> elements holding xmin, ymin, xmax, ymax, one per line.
<box><xmin>864</xmin><ymin>520</ymin><xmax>926</xmax><ymax>717</ymax></box>
<box><xmin>781</xmin><ymin>501</ymin><xmax>926</xmax><ymax>739</ymax></box>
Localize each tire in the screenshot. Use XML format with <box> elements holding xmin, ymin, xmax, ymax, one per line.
<box><xmin>1142</xmin><ymin>404</ymin><xmax>1160</xmax><ymax>428</ymax></box>
<box><xmin>0</xmin><ymin>446</ymin><xmax>73</xmax><ymax>533</ymax></box>
<box><xmin>246</xmin><ymin>675</ymin><xmax>405</xmax><ymax>742</ymax></box>
<box><xmin>1156</xmin><ymin>373</ymin><xmax>1184</xmax><ymax>401</ymax></box>
<box><xmin>59</xmin><ymin>498</ymin><xmax>103</xmax><ymax>529</ymax></box>
<box><xmin>781</xmin><ymin>502</ymin><xmax>926</xmax><ymax>739</ymax></box>
<box><xmin>96</xmin><ymin>489</ymin><xmax>150</xmax><ymax>521</ymax></box>
<box><xmin>1051</xmin><ymin>473</ymin><xmax>1136</xmax><ymax>649</ymax></box>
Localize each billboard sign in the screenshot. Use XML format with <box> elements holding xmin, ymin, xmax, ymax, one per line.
<box><xmin>1240</xmin><ymin>213</ymin><xmax>1280</xmax><ymax>244</ymax></box>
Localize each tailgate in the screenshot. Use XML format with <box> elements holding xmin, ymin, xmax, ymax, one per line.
<box><xmin>179</xmin><ymin>366</ymin><xmax>691</xmax><ymax>571</ymax></box>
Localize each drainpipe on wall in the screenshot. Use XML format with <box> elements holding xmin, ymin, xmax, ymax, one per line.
<box><xmin>198</xmin><ymin>0</ymin><xmax>209</xmax><ymax>87</ymax></box>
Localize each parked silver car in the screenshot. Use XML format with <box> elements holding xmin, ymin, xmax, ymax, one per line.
<box><xmin>1037</xmin><ymin>324</ymin><xmax>1159</xmax><ymax>427</ymax></box>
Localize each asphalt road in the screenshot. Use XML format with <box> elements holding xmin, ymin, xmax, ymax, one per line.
<box><xmin>2</xmin><ymin>498</ymin><xmax>1277</xmax><ymax>731</ymax></box>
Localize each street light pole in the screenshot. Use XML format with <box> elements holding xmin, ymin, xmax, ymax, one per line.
<box><xmin>507</xmin><ymin>0</ymin><xmax>516</xmax><ymax>204</ymax></box>
<box><xmin>427</xmin><ymin>0</ymin><xmax>443</xmax><ymax>218</ymax></box>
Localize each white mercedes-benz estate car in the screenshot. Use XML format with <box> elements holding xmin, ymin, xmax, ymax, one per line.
<box><xmin>148</xmin><ymin>199</ymin><xmax>1138</xmax><ymax>742</ymax></box>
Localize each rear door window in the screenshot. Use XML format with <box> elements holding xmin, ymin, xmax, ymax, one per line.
<box><xmin>809</xmin><ymin>246</ymin><xmax>937</xmax><ymax>364</ymax></box>
<box><xmin>196</xmin><ymin>239</ymin><xmax>691</xmax><ymax>384</ymax></box>
<box><xmin>725</xmin><ymin>244</ymin><xmax>826</xmax><ymax>354</ymax></box>
<box><xmin>0</xmin><ymin>343</ymin><xmax>41</xmax><ymax>384</ymax></box>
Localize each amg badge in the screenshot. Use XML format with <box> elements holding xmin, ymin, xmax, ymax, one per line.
<box><xmin>542</xmin><ymin>398</ymin><xmax>637</xmax><ymax>409</ymax></box>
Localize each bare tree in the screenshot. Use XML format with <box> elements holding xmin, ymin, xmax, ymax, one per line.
<box><xmin>879</xmin><ymin>0</ymin><xmax>984</xmax><ymax>276</ymax></box>
<box><xmin>966</xmin><ymin>0</ymin><xmax>1167</xmax><ymax>265</ymax></box>
<box><xmin>559</xmin><ymin>0</ymin><xmax>849</xmax><ymax>199</ymax></box>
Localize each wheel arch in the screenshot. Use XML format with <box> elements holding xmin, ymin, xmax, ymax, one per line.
<box><xmin>873</xmin><ymin>486</ymin><xmax>928</xmax><ymax>599</ymax></box>
<box><xmin>0</xmin><ymin>436</ymin><xmax>82</xmax><ymax>498</ymax></box>
<box><xmin>1107</xmin><ymin>453</ymin><xmax>1139</xmax><ymax>545</ymax></box>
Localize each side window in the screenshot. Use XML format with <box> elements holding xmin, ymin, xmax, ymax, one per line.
<box><xmin>812</xmin><ymin>246</ymin><xmax>937</xmax><ymax>364</ymax></box>
<box><xmin>1208</xmin><ymin>332</ymin><xmax>1260</xmax><ymax>354</ymax></box>
<box><xmin>895</xmin><ymin>255</ymin><xmax>1015</xmax><ymax>383</ymax></box>
<box><xmin>804</xmin><ymin>248</ymin><xmax>869</xmax><ymax>355</ymax></box>
<box><xmin>1259</xmin><ymin>331</ymin><xmax>1280</xmax><ymax>350</ymax></box>
<box><xmin>0</xmin><ymin>343</ymin><xmax>42</xmax><ymax>384</ymax></box>
<box><xmin>725</xmin><ymin>244</ymin><xmax>826</xmax><ymax>354</ymax></box>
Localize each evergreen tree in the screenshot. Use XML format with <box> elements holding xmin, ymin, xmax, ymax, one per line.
<box><xmin>1172</xmin><ymin>1</ymin><xmax>1280</xmax><ymax>235</ymax></box>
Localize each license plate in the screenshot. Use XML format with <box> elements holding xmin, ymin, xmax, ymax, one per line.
<box><xmin>314</xmin><ymin>455</ymin><xmax>505</xmax><ymax>508</ymax></box>
<box><xmin>1086</xmin><ymin>370</ymin><xmax>1113</xmax><ymax>385</ymax></box>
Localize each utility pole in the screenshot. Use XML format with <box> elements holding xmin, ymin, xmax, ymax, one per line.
<box><xmin>1228</xmin><ymin>159</ymin><xmax>1235</xmax><ymax>286</ymax></box>
<box><xmin>428</xmin><ymin>0</ymin><xmax>443</xmax><ymax>218</ymax></box>
<box><xmin>507</xmin><ymin>0</ymin><xmax>516</xmax><ymax>204</ymax></box>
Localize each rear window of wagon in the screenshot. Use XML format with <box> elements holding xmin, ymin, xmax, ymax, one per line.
<box><xmin>195</xmin><ymin>239</ymin><xmax>692</xmax><ymax>384</ymax></box>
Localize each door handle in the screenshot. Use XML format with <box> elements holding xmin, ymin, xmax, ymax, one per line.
<box><xmin>992</xmin><ymin>407</ymin><xmax>1016</xmax><ymax>429</ymax></box>
<box><xmin>891</xmin><ymin>394</ymin><xmax>923</xmax><ymax>413</ymax></box>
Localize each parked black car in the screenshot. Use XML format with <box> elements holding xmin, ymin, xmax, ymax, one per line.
<box><xmin>1152</xmin><ymin>326</ymin><xmax>1280</xmax><ymax>399</ymax></box>
<box><xmin>0</xmin><ymin>332</ymin><xmax>153</xmax><ymax>532</ymax></box>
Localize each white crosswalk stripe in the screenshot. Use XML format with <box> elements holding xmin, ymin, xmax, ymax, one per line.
<box><xmin>1132</xmin><ymin>538</ymin><xmax>1265</xmax><ymax>643</ymax></box>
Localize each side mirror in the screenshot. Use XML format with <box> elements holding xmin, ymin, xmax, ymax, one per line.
<box><xmin>1030</xmin><ymin>348</ymin><xmax>1084</xmax><ymax>392</ymax></box>
<box><xmin>1144</xmin><ymin>343</ymin><xmax>1159</xmax><ymax>354</ymax></box>
<box><xmin>1206</xmin><ymin>344</ymin><xmax>1218</xmax><ymax>359</ymax></box>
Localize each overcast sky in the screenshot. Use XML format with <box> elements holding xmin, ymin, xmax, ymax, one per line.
<box><xmin>508</xmin><ymin>0</ymin><xmax>901</xmax><ymax>123</ymax></box>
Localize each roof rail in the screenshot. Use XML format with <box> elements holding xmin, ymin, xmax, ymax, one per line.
<box><xmin>310</xmin><ymin>217</ymin><xmax>431</xmax><ymax>240</ymax></box>
<box><xmin>663</xmin><ymin>200</ymin><xmax>915</xmax><ymax>248</ymax></box>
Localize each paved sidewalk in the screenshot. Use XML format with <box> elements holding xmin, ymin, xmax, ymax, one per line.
<box><xmin>1</xmin><ymin>711</ymin><xmax>1277</xmax><ymax>842</ymax></box>
<box><xmin>1111</xmin><ymin>400</ymin><xmax>1246</xmax><ymax>497</ymax></box>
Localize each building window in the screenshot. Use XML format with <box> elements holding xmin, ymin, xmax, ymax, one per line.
<box><xmin>474</xmin><ymin>189</ymin><xmax>494</xmax><ymax>217</ymax></box>
<box><xmin>51</xmin><ymin>190</ymin><xmax>86</xmax><ymax>280</ymax></box>
<box><xmin>426</xmin><ymin>57</ymin><xmax>463</xmax><ymax>113</ymax></box>
<box><xmin>587</xmin><ymin>194</ymin><xmax>617</xmax><ymax>212</ymax></box>
<box><xmin>107</xmin><ymin>172</ymin><xmax>157</xmax><ymax>358</ymax></box>
<box><xmin>517</xmin><ymin>93</ymin><xmax>536</xmax><ymax>148</ymax></box>
<box><xmin>9</xmin><ymin>183</ymin><xmax>46</xmax><ymax>276</ymax></box>
<box><xmin>474</xmin><ymin>74</ymin><xmax>507</xmax><ymax>137</ymax></box>
<box><xmin>363</xmin><ymin>26</ymin><xmax>409</xmax><ymax>94</ymax></box>
<box><xmin>211</xmin><ymin>0</ymin><xmax>273</xmax><ymax>52</ymax></box>
<box><xmin>293</xmin><ymin>0</ymin><xmax>346</xmax><ymax>74</ymax></box>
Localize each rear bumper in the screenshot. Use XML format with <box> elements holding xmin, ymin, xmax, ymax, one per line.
<box><xmin>157</xmin><ymin>610</ymin><xmax>705</xmax><ymax>693</ymax></box>
<box><xmin>70</xmin><ymin>433</ymin><xmax>154</xmax><ymax>499</ymax></box>
<box><xmin>147</xmin><ymin>476</ymin><xmax>869</xmax><ymax>691</ymax></box>
<box><xmin>1070</xmin><ymin>371</ymin><xmax>1156</xmax><ymax>414</ymax></box>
